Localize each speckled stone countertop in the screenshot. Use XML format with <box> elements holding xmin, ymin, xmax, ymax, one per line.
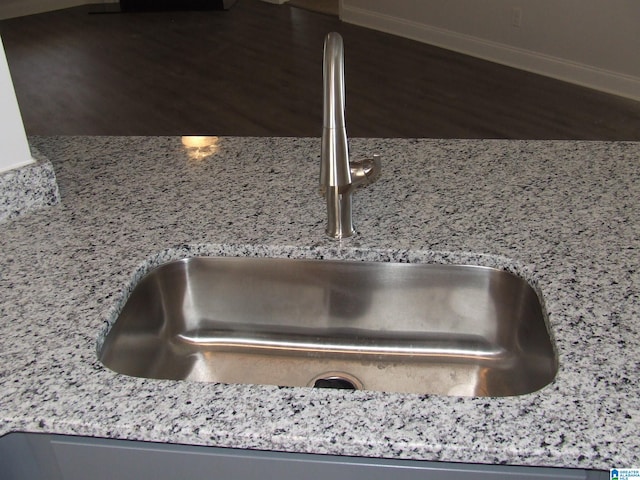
<box><xmin>0</xmin><ymin>146</ymin><xmax>59</xmax><ymax>222</ymax></box>
<box><xmin>1</xmin><ymin>136</ymin><xmax>638</xmax><ymax>470</ymax></box>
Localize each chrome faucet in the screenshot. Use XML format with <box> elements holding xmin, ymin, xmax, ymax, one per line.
<box><xmin>320</xmin><ymin>32</ymin><xmax>381</xmax><ymax>239</ymax></box>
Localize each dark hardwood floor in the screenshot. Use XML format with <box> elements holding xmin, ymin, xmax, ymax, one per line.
<box><xmin>1</xmin><ymin>0</ymin><xmax>639</xmax><ymax>139</ymax></box>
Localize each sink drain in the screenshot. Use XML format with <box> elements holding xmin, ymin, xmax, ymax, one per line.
<box><xmin>309</xmin><ymin>372</ymin><xmax>363</xmax><ymax>390</ymax></box>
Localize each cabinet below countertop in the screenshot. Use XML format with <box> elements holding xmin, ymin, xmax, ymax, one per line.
<box><xmin>0</xmin><ymin>434</ymin><xmax>609</xmax><ymax>480</ymax></box>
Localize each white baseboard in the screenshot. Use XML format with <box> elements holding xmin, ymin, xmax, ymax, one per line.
<box><xmin>0</xmin><ymin>0</ymin><xmax>116</xmax><ymax>20</ymax></box>
<box><xmin>341</xmin><ymin>5</ymin><xmax>640</xmax><ymax>102</ymax></box>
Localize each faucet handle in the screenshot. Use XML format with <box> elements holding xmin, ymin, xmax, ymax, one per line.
<box><xmin>350</xmin><ymin>154</ymin><xmax>382</xmax><ymax>189</ymax></box>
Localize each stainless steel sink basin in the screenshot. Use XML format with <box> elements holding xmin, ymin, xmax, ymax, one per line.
<box><xmin>99</xmin><ymin>257</ymin><xmax>557</xmax><ymax>396</ymax></box>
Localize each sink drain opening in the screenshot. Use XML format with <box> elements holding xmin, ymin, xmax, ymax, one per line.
<box><xmin>313</xmin><ymin>377</ymin><xmax>356</xmax><ymax>390</ymax></box>
<box><xmin>310</xmin><ymin>372</ymin><xmax>362</xmax><ymax>390</ymax></box>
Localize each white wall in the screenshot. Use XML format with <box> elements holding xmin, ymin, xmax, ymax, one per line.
<box><xmin>340</xmin><ymin>0</ymin><xmax>640</xmax><ymax>101</ymax></box>
<box><xmin>0</xmin><ymin>35</ymin><xmax>33</xmax><ymax>174</ymax></box>
<box><xmin>0</xmin><ymin>0</ymin><xmax>116</xmax><ymax>20</ymax></box>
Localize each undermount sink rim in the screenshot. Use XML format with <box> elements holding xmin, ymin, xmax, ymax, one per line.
<box><xmin>98</xmin><ymin>250</ymin><xmax>558</xmax><ymax>397</ymax></box>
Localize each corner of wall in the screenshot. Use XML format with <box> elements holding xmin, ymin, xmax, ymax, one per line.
<box><xmin>0</xmin><ymin>35</ymin><xmax>34</xmax><ymax>173</ymax></box>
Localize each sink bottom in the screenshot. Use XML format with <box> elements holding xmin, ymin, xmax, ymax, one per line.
<box><xmin>170</xmin><ymin>351</ymin><xmax>491</xmax><ymax>396</ymax></box>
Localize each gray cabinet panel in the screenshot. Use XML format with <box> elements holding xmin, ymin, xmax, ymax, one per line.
<box><xmin>0</xmin><ymin>433</ymin><xmax>609</xmax><ymax>480</ymax></box>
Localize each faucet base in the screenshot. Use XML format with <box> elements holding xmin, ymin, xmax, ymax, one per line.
<box><xmin>325</xmin><ymin>186</ymin><xmax>355</xmax><ymax>239</ymax></box>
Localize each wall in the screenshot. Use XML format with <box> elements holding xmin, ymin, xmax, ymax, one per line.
<box><xmin>340</xmin><ymin>0</ymin><xmax>640</xmax><ymax>101</ymax></box>
<box><xmin>0</xmin><ymin>0</ymin><xmax>116</xmax><ymax>19</ymax></box>
<box><xmin>0</xmin><ymin>35</ymin><xmax>32</xmax><ymax>173</ymax></box>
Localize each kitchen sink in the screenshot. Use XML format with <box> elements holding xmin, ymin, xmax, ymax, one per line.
<box><xmin>99</xmin><ymin>257</ymin><xmax>557</xmax><ymax>396</ymax></box>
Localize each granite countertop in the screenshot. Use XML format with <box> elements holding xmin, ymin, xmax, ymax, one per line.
<box><xmin>1</xmin><ymin>136</ymin><xmax>638</xmax><ymax>470</ymax></box>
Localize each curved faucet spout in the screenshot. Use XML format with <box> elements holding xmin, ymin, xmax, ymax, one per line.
<box><xmin>320</xmin><ymin>32</ymin><xmax>351</xmax><ymax>195</ymax></box>
<box><xmin>322</xmin><ymin>32</ymin><xmax>347</xmax><ymax>132</ymax></box>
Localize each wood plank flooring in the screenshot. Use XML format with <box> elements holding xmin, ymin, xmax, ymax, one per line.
<box><xmin>1</xmin><ymin>0</ymin><xmax>639</xmax><ymax>139</ymax></box>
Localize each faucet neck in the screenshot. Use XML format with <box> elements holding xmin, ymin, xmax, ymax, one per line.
<box><xmin>320</xmin><ymin>32</ymin><xmax>351</xmax><ymax>192</ymax></box>
<box><xmin>322</xmin><ymin>32</ymin><xmax>346</xmax><ymax>130</ymax></box>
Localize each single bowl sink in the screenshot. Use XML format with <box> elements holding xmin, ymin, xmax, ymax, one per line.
<box><xmin>99</xmin><ymin>257</ymin><xmax>557</xmax><ymax>396</ymax></box>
